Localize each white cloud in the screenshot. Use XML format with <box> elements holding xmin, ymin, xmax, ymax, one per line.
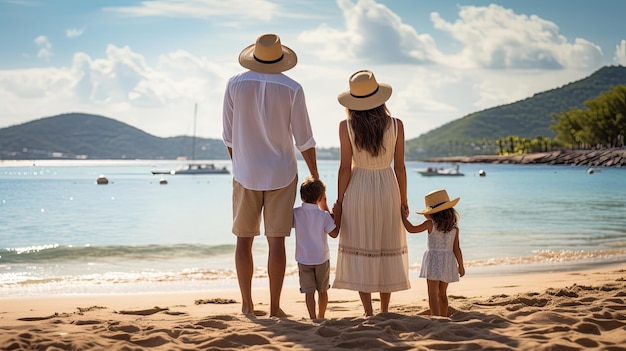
<box><xmin>299</xmin><ymin>0</ymin><xmax>440</xmax><ymax>63</ymax></box>
<box><xmin>615</xmin><ymin>40</ymin><xmax>626</xmax><ymax>65</ymax></box>
<box><xmin>0</xmin><ymin>44</ymin><xmax>232</xmax><ymax>139</ymax></box>
<box><xmin>34</xmin><ymin>35</ymin><xmax>53</xmax><ymax>59</ymax></box>
<box><xmin>431</xmin><ymin>4</ymin><xmax>603</xmax><ymax>69</ymax></box>
<box><xmin>103</xmin><ymin>0</ymin><xmax>279</xmax><ymax>21</ymax></box>
<box><xmin>66</xmin><ymin>28</ymin><xmax>84</xmax><ymax>38</ymax></box>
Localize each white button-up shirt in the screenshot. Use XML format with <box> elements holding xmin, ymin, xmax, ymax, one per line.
<box><xmin>223</xmin><ymin>70</ymin><xmax>316</xmax><ymax>190</ymax></box>
<box><xmin>293</xmin><ymin>202</ymin><xmax>336</xmax><ymax>265</ymax></box>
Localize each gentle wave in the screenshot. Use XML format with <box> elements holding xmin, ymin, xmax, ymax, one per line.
<box><xmin>0</xmin><ymin>243</ymin><xmax>235</xmax><ymax>263</ymax></box>
<box><xmin>3</xmin><ymin>249</ymin><xmax>625</xmax><ymax>286</ymax></box>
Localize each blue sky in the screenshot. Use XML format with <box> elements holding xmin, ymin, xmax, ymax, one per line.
<box><xmin>1</xmin><ymin>0</ymin><xmax>625</xmax><ymax>147</ymax></box>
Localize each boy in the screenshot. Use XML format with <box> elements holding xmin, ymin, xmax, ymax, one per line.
<box><xmin>293</xmin><ymin>177</ymin><xmax>340</xmax><ymax>319</ymax></box>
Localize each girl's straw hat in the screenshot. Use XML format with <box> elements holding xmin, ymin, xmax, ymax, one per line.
<box><xmin>417</xmin><ymin>189</ymin><xmax>460</xmax><ymax>215</ymax></box>
<box><xmin>337</xmin><ymin>70</ymin><xmax>392</xmax><ymax>111</ymax></box>
<box><xmin>239</xmin><ymin>34</ymin><xmax>297</xmax><ymax>74</ymax></box>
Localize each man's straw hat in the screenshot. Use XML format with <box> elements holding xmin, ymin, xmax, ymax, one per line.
<box><xmin>239</xmin><ymin>34</ymin><xmax>297</xmax><ymax>74</ymax></box>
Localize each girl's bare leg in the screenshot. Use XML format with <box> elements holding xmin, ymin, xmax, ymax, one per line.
<box><xmin>426</xmin><ymin>279</ymin><xmax>441</xmax><ymax>316</ymax></box>
<box><xmin>438</xmin><ymin>281</ymin><xmax>449</xmax><ymax>317</ymax></box>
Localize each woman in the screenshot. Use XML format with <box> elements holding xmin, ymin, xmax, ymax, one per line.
<box><xmin>332</xmin><ymin>70</ymin><xmax>410</xmax><ymax>316</ymax></box>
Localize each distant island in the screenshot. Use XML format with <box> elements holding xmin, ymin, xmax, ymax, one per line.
<box><xmin>428</xmin><ymin>148</ymin><xmax>626</xmax><ymax>167</ymax></box>
<box><xmin>1</xmin><ymin>66</ymin><xmax>624</xmax><ymax>162</ymax></box>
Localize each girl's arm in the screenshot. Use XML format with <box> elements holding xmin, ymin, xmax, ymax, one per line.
<box><xmin>402</xmin><ymin>217</ymin><xmax>431</xmax><ymax>234</ymax></box>
<box><xmin>453</xmin><ymin>228</ymin><xmax>465</xmax><ymax>277</ymax></box>
<box><xmin>393</xmin><ymin>118</ymin><xmax>408</xmax><ymax>215</ymax></box>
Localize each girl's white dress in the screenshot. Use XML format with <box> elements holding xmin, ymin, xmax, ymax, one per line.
<box><xmin>333</xmin><ymin>118</ymin><xmax>410</xmax><ymax>293</ymax></box>
<box><xmin>419</xmin><ymin>225</ymin><xmax>460</xmax><ymax>283</ymax></box>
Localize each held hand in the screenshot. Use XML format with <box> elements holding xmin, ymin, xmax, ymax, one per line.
<box><xmin>401</xmin><ymin>204</ymin><xmax>409</xmax><ymax>218</ymax></box>
<box><xmin>332</xmin><ymin>201</ymin><xmax>342</xmax><ymax>216</ymax></box>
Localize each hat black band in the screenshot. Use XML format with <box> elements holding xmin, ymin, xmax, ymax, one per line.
<box><xmin>254</xmin><ymin>54</ymin><xmax>284</xmax><ymax>64</ymax></box>
<box><xmin>351</xmin><ymin>86</ymin><xmax>379</xmax><ymax>99</ymax></box>
<box><xmin>429</xmin><ymin>201</ymin><xmax>447</xmax><ymax>209</ymax></box>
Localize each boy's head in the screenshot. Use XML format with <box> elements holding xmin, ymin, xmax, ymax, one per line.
<box><xmin>300</xmin><ymin>177</ymin><xmax>326</xmax><ymax>204</ymax></box>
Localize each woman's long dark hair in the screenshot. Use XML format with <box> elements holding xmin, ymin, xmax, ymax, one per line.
<box><xmin>348</xmin><ymin>104</ymin><xmax>391</xmax><ymax>157</ymax></box>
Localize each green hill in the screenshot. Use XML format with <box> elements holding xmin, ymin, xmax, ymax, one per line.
<box><xmin>406</xmin><ymin>65</ymin><xmax>626</xmax><ymax>159</ymax></box>
<box><xmin>0</xmin><ymin>113</ymin><xmax>230</xmax><ymax>160</ymax></box>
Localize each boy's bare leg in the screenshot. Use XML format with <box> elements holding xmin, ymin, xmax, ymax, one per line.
<box><xmin>268</xmin><ymin>236</ymin><xmax>287</xmax><ymax>317</ymax></box>
<box><xmin>317</xmin><ymin>290</ymin><xmax>328</xmax><ymax>318</ymax></box>
<box><xmin>305</xmin><ymin>292</ymin><xmax>316</xmax><ymax>319</ymax></box>
<box><xmin>235</xmin><ymin>237</ymin><xmax>255</xmax><ymax>315</ymax></box>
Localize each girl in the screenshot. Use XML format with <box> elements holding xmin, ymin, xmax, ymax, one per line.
<box><xmin>403</xmin><ymin>189</ymin><xmax>465</xmax><ymax>317</ymax></box>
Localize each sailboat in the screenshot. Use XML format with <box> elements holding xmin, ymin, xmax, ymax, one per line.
<box><xmin>151</xmin><ymin>104</ymin><xmax>229</xmax><ymax>175</ymax></box>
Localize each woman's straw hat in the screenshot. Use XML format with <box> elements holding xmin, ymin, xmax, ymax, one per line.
<box><xmin>337</xmin><ymin>70</ymin><xmax>392</xmax><ymax>111</ymax></box>
<box><xmin>417</xmin><ymin>189</ymin><xmax>460</xmax><ymax>215</ymax></box>
<box><xmin>239</xmin><ymin>34</ymin><xmax>297</xmax><ymax>74</ymax></box>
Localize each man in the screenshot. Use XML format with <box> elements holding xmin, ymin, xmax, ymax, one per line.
<box><xmin>222</xmin><ymin>33</ymin><xmax>319</xmax><ymax>317</ymax></box>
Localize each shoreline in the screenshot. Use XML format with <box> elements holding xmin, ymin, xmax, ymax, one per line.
<box><xmin>4</xmin><ymin>255</ymin><xmax>626</xmax><ymax>298</ymax></box>
<box><xmin>427</xmin><ymin>148</ymin><xmax>626</xmax><ymax>167</ymax></box>
<box><xmin>1</xmin><ymin>262</ymin><xmax>625</xmax><ymax>350</ymax></box>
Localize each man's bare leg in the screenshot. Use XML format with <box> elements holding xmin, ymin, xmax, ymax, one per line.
<box><xmin>267</xmin><ymin>236</ymin><xmax>287</xmax><ymax>317</ymax></box>
<box><xmin>235</xmin><ymin>236</ymin><xmax>255</xmax><ymax>315</ymax></box>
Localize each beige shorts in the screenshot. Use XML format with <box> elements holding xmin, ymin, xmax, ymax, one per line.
<box><xmin>298</xmin><ymin>260</ymin><xmax>330</xmax><ymax>294</ymax></box>
<box><xmin>231</xmin><ymin>175</ymin><xmax>297</xmax><ymax>237</ymax></box>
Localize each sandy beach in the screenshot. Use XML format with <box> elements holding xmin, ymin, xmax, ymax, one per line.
<box><xmin>1</xmin><ymin>263</ymin><xmax>625</xmax><ymax>351</ymax></box>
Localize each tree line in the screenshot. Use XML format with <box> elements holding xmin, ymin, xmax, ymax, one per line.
<box><xmin>495</xmin><ymin>85</ymin><xmax>626</xmax><ymax>155</ymax></box>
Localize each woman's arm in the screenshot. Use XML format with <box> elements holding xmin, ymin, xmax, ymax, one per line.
<box><xmin>336</xmin><ymin>120</ymin><xmax>353</xmax><ymax>206</ymax></box>
<box><xmin>393</xmin><ymin>118</ymin><xmax>408</xmax><ymax>215</ymax></box>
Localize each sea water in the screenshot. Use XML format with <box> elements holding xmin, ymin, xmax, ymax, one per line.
<box><xmin>1</xmin><ymin>159</ymin><xmax>625</xmax><ymax>297</ymax></box>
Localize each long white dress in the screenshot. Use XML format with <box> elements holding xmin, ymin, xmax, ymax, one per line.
<box><xmin>419</xmin><ymin>225</ymin><xmax>460</xmax><ymax>283</ymax></box>
<box><xmin>333</xmin><ymin>118</ymin><xmax>410</xmax><ymax>293</ymax></box>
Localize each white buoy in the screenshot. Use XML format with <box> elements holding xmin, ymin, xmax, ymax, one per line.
<box><xmin>478</xmin><ymin>170</ymin><xmax>486</xmax><ymax>177</ymax></box>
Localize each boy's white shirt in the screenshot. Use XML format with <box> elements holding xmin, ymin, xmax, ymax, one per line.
<box><xmin>293</xmin><ymin>202</ymin><xmax>336</xmax><ymax>265</ymax></box>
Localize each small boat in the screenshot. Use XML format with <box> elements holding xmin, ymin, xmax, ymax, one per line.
<box><xmin>416</xmin><ymin>164</ymin><xmax>465</xmax><ymax>177</ymax></box>
<box><xmin>151</xmin><ymin>104</ymin><xmax>230</xmax><ymax>176</ymax></box>
<box><xmin>151</xmin><ymin>163</ymin><xmax>229</xmax><ymax>175</ymax></box>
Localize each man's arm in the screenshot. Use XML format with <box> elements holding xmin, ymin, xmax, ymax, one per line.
<box><xmin>300</xmin><ymin>147</ymin><xmax>319</xmax><ymax>179</ymax></box>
